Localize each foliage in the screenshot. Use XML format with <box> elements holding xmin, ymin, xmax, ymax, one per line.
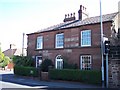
<box><xmin>40</xmin><ymin>58</ymin><xmax>53</xmax><ymax>72</ymax></box>
<box><xmin>63</xmin><ymin>57</ymin><xmax>78</xmax><ymax>69</ymax></box>
<box><xmin>14</xmin><ymin>65</ymin><xmax>38</xmax><ymax>77</ymax></box>
<box><xmin>63</xmin><ymin>60</ymin><xmax>78</xmax><ymax>69</ymax></box>
<box><xmin>0</xmin><ymin>49</ymin><xmax>10</xmax><ymax>68</ymax></box>
<box><xmin>2</xmin><ymin>56</ymin><xmax>10</xmax><ymax>67</ymax></box>
<box><xmin>0</xmin><ymin>51</ymin><xmax>4</xmax><ymax>62</ymax></box>
<box><xmin>49</xmin><ymin>69</ymin><xmax>102</xmax><ymax>85</ymax></box>
<box><xmin>12</xmin><ymin>56</ymin><xmax>34</xmax><ymax>67</ymax></box>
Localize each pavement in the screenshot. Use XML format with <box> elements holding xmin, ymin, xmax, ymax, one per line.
<box><xmin>0</xmin><ymin>69</ymin><xmax>102</xmax><ymax>89</ymax></box>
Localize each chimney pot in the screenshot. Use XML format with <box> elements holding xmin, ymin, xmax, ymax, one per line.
<box><xmin>68</xmin><ymin>14</ymin><xmax>69</xmax><ymax>18</ymax></box>
<box><xmin>65</xmin><ymin>14</ymin><xmax>67</xmax><ymax>18</ymax></box>
<box><xmin>71</xmin><ymin>13</ymin><xmax>72</xmax><ymax>17</ymax></box>
<box><xmin>83</xmin><ymin>6</ymin><xmax>84</xmax><ymax>10</ymax></box>
<box><xmin>10</xmin><ymin>44</ymin><xmax>12</xmax><ymax>49</ymax></box>
<box><xmin>73</xmin><ymin>12</ymin><xmax>75</xmax><ymax>16</ymax></box>
<box><xmin>80</xmin><ymin>5</ymin><xmax>82</xmax><ymax>10</ymax></box>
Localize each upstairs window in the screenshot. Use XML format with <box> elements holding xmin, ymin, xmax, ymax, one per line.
<box><xmin>56</xmin><ymin>33</ymin><xmax>64</xmax><ymax>48</ymax></box>
<box><xmin>36</xmin><ymin>36</ymin><xmax>43</xmax><ymax>49</ymax></box>
<box><xmin>81</xmin><ymin>30</ymin><xmax>91</xmax><ymax>47</ymax></box>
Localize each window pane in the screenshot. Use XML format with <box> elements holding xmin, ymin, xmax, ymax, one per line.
<box><xmin>37</xmin><ymin>36</ymin><xmax>43</xmax><ymax>49</ymax></box>
<box><xmin>56</xmin><ymin>33</ymin><xmax>64</xmax><ymax>48</ymax></box>
<box><xmin>81</xmin><ymin>30</ymin><xmax>91</xmax><ymax>46</ymax></box>
<box><xmin>57</xmin><ymin>61</ymin><xmax>63</xmax><ymax>69</ymax></box>
<box><xmin>81</xmin><ymin>55</ymin><xmax>91</xmax><ymax>70</ymax></box>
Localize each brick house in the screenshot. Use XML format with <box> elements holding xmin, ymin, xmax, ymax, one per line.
<box><xmin>27</xmin><ymin>5</ymin><xmax>119</xmax><ymax>70</ymax></box>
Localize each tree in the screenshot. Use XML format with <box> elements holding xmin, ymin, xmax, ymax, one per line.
<box><xmin>3</xmin><ymin>56</ymin><xmax>10</xmax><ymax>66</ymax></box>
<box><xmin>0</xmin><ymin>51</ymin><xmax>4</xmax><ymax>62</ymax></box>
<box><xmin>40</xmin><ymin>58</ymin><xmax>53</xmax><ymax>72</ymax></box>
<box><xmin>0</xmin><ymin>48</ymin><xmax>10</xmax><ymax>69</ymax></box>
<box><xmin>0</xmin><ymin>44</ymin><xmax>10</xmax><ymax>69</ymax></box>
<box><xmin>12</xmin><ymin>56</ymin><xmax>34</xmax><ymax>67</ymax></box>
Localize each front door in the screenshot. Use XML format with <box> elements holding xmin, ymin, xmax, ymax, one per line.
<box><xmin>36</xmin><ymin>56</ymin><xmax>42</xmax><ymax>68</ymax></box>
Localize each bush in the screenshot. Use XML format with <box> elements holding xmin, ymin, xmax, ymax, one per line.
<box><xmin>49</xmin><ymin>69</ymin><xmax>102</xmax><ymax>85</ymax></box>
<box><xmin>63</xmin><ymin>60</ymin><xmax>78</xmax><ymax>69</ymax></box>
<box><xmin>12</xmin><ymin>56</ymin><xmax>34</xmax><ymax>67</ymax></box>
<box><xmin>40</xmin><ymin>58</ymin><xmax>53</xmax><ymax>72</ymax></box>
<box><xmin>63</xmin><ymin>57</ymin><xmax>78</xmax><ymax>69</ymax></box>
<box><xmin>14</xmin><ymin>66</ymin><xmax>38</xmax><ymax>77</ymax></box>
<box><xmin>0</xmin><ymin>56</ymin><xmax>10</xmax><ymax>68</ymax></box>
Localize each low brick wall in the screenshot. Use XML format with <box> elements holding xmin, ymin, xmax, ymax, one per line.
<box><xmin>108</xmin><ymin>59</ymin><xmax>120</xmax><ymax>88</ymax></box>
<box><xmin>41</xmin><ymin>72</ymin><xmax>49</xmax><ymax>81</ymax></box>
<box><xmin>108</xmin><ymin>46</ymin><xmax>120</xmax><ymax>88</ymax></box>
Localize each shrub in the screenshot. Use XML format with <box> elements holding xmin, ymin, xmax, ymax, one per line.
<box><xmin>14</xmin><ymin>66</ymin><xmax>38</xmax><ymax>77</ymax></box>
<box><xmin>63</xmin><ymin>60</ymin><xmax>78</xmax><ymax>69</ymax></box>
<box><xmin>49</xmin><ymin>69</ymin><xmax>102</xmax><ymax>85</ymax></box>
<box><xmin>0</xmin><ymin>56</ymin><xmax>10</xmax><ymax>68</ymax></box>
<box><xmin>40</xmin><ymin>58</ymin><xmax>53</xmax><ymax>72</ymax></box>
<box><xmin>63</xmin><ymin>57</ymin><xmax>78</xmax><ymax>69</ymax></box>
<box><xmin>12</xmin><ymin>56</ymin><xmax>34</xmax><ymax>67</ymax></box>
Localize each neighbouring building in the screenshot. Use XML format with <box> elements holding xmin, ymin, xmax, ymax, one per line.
<box><xmin>3</xmin><ymin>44</ymin><xmax>22</xmax><ymax>58</ymax></box>
<box><xmin>27</xmin><ymin>4</ymin><xmax>119</xmax><ymax>71</ymax></box>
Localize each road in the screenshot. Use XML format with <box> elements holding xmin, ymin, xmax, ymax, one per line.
<box><xmin>0</xmin><ymin>81</ymin><xmax>33</xmax><ymax>88</ymax></box>
<box><xmin>0</xmin><ymin>69</ymin><xmax>102</xmax><ymax>89</ymax></box>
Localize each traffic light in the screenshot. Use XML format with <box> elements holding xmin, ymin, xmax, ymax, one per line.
<box><xmin>104</xmin><ymin>41</ymin><xmax>110</xmax><ymax>54</ymax></box>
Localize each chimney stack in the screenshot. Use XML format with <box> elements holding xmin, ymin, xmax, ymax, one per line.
<box><xmin>10</xmin><ymin>44</ymin><xmax>16</xmax><ymax>49</ymax></box>
<box><xmin>10</xmin><ymin>44</ymin><xmax>12</xmax><ymax>49</ymax></box>
<box><xmin>63</xmin><ymin>12</ymin><xmax>76</xmax><ymax>22</ymax></box>
<box><xmin>78</xmin><ymin>5</ymin><xmax>89</xmax><ymax>20</ymax></box>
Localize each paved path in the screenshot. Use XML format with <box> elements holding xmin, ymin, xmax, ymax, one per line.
<box><xmin>0</xmin><ymin>69</ymin><xmax>102</xmax><ymax>89</ymax></box>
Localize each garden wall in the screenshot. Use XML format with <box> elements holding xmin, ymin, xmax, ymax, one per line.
<box><xmin>108</xmin><ymin>46</ymin><xmax>120</xmax><ymax>88</ymax></box>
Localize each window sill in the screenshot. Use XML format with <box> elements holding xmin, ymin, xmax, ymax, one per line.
<box><xmin>35</xmin><ymin>48</ymin><xmax>43</xmax><ymax>51</ymax></box>
<box><xmin>81</xmin><ymin>45</ymin><xmax>91</xmax><ymax>47</ymax></box>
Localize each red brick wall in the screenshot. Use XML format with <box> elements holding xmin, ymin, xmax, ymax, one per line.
<box><xmin>27</xmin><ymin>22</ymin><xmax>112</xmax><ymax>70</ymax></box>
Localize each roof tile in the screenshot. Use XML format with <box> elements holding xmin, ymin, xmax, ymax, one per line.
<box><xmin>30</xmin><ymin>12</ymin><xmax>118</xmax><ymax>34</ymax></box>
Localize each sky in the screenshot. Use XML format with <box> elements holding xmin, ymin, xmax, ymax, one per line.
<box><xmin>0</xmin><ymin>0</ymin><xmax>120</xmax><ymax>52</ymax></box>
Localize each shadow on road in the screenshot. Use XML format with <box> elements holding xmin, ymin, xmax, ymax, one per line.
<box><xmin>1</xmin><ymin>73</ymin><xmax>48</xmax><ymax>88</ymax></box>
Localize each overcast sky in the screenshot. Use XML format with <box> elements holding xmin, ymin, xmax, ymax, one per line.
<box><xmin>0</xmin><ymin>0</ymin><xmax>120</xmax><ymax>51</ymax></box>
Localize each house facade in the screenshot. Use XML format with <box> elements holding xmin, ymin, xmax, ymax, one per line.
<box><xmin>27</xmin><ymin>5</ymin><xmax>119</xmax><ymax>70</ymax></box>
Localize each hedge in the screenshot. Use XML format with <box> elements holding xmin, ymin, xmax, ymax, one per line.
<box><xmin>49</xmin><ymin>69</ymin><xmax>102</xmax><ymax>85</ymax></box>
<box><xmin>14</xmin><ymin>66</ymin><xmax>38</xmax><ymax>77</ymax></box>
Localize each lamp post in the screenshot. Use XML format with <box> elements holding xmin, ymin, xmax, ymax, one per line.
<box><xmin>100</xmin><ymin>0</ymin><xmax>104</xmax><ymax>87</ymax></box>
<box><xmin>22</xmin><ymin>33</ymin><xmax>25</xmax><ymax>56</ymax></box>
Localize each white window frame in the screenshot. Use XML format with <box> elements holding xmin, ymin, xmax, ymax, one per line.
<box><xmin>81</xmin><ymin>30</ymin><xmax>91</xmax><ymax>47</ymax></box>
<box><xmin>56</xmin><ymin>33</ymin><xmax>64</xmax><ymax>48</ymax></box>
<box><xmin>55</xmin><ymin>55</ymin><xmax>63</xmax><ymax>69</ymax></box>
<box><xmin>36</xmin><ymin>56</ymin><xmax>42</xmax><ymax>68</ymax></box>
<box><xmin>36</xmin><ymin>36</ymin><xmax>43</xmax><ymax>49</ymax></box>
<box><xmin>80</xmin><ymin>55</ymin><xmax>92</xmax><ymax>70</ymax></box>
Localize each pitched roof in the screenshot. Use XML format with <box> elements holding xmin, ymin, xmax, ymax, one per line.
<box><xmin>34</xmin><ymin>20</ymin><xmax>79</xmax><ymax>33</ymax></box>
<box><xmin>28</xmin><ymin>12</ymin><xmax>118</xmax><ymax>35</ymax></box>
<box><xmin>3</xmin><ymin>48</ymin><xmax>22</xmax><ymax>57</ymax></box>
<box><xmin>3</xmin><ymin>49</ymin><xmax>17</xmax><ymax>57</ymax></box>
<box><xmin>59</xmin><ymin>12</ymin><xmax>118</xmax><ymax>29</ymax></box>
